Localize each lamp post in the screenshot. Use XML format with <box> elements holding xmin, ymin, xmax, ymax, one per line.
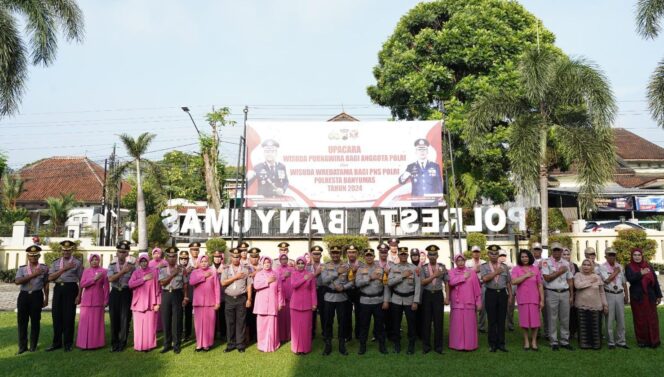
<box><xmin>181</xmin><ymin>106</ymin><xmax>201</xmax><ymax>136</ymax></box>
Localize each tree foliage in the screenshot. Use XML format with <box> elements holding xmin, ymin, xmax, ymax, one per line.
<box><xmin>613</xmin><ymin>229</ymin><xmax>657</xmax><ymax>265</ymax></box>
<box><xmin>159</xmin><ymin>151</ymin><xmax>207</xmax><ymax>201</ymax></box>
<box><xmin>367</xmin><ymin>0</ymin><xmax>556</xmax><ymax>205</ymax></box>
<box><xmin>636</xmin><ymin>0</ymin><xmax>664</xmax><ymax>128</ymax></box>
<box><xmin>44</xmin><ymin>193</ymin><xmax>80</xmax><ymax>236</ymax></box>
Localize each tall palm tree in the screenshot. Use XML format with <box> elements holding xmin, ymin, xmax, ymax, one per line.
<box><xmin>636</xmin><ymin>0</ymin><xmax>664</xmax><ymax>127</ymax></box>
<box><xmin>113</xmin><ymin>133</ymin><xmax>159</xmax><ymax>253</ymax></box>
<box><xmin>468</xmin><ymin>46</ymin><xmax>616</xmax><ymax>246</ymax></box>
<box><xmin>44</xmin><ymin>193</ymin><xmax>79</xmax><ymax>235</ymax></box>
<box><xmin>0</xmin><ymin>0</ymin><xmax>84</xmax><ymax>116</ymax></box>
<box><xmin>1</xmin><ymin>172</ymin><xmax>23</xmax><ymax>209</ymax></box>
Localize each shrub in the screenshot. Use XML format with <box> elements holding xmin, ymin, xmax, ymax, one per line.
<box><xmin>463</xmin><ymin>232</ymin><xmax>488</xmax><ymax>260</ymax></box>
<box><xmin>206</xmin><ymin>238</ymin><xmax>227</xmax><ymax>255</ymax></box>
<box><xmin>131</xmin><ymin>214</ymin><xmax>171</xmax><ymax>247</ymax></box>
<box><xmin>526</xmin><ymin>208</ymin><xmax>569</xmax><ymax>233</ymax></box>
<box><xmin>613</xmin><ymin>229</ymin><xmax>657</xmax><ymax>265</ymax></box>
<box><xmin>322</xmin><ymin>235</ymin><xmax>369</xmax><ymax>259</ymax></box>
<box><xmin>549</xmin><ymin>234</ymin><xmax>573</xmax><ymax>249</ymax></box>
<box><xmin>0</xmin><ymin>269</ymin><xmax>17</xmax><ymax>283</ymax></box>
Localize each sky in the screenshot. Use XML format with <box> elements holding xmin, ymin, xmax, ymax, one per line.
<box><xmin>0</xmin><ymin>0</ymin><xmax>662</xmax><ymax>170</ymax></box>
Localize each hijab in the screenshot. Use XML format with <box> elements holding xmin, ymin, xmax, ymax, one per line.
<box><xmin>138</xmin><ymin>252</ymin><xmax>150</xmax><ymax>270</ymax></box>
<box><xmin>197</xmin><ymin>254</ymin><xmax>209</xmax><ymax>270</ymax></box>
<box><xmin>453</xmin><ymin>253</ymin><xmax>466</xmax><ymax>271</ymax></box>
<box><xmin>629</xmin><ymin>248</ymin><xmax>655</xmax><ymax>292</ymax></box>
<box><xmin>151</xmin><ymin>248</ymin><xmax>162</xmax><ymax>260</ymax></box>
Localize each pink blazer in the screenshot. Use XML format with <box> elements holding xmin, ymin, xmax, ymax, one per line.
<box><xmin>79</xmin><ymin>267</ymin><xmax>109</xmax><ymax>307</ymax></box>
<box><xmin>189</xmin><ymin>267</ymin><xmax>221</xmax><ymax>307</ymax></box>
<box><xmin>290</xmin><ymin>270</ymin><xmax>317</xmax><ymax>311</ymax></box>
<box><xmin>448</xmin><ymin>268</ymin><xmax>482</xmax><ymax>309</ymax></box>
<box><xmin>253</xmin><ymin>269</ymin><xmax>284</xmax><ymax>316</ymax></box>
<box><xmin>275</xmin><ymin>264</ymin><xmax>294</xmax><ymax>301</ymax></box>
<box><xmin>129</xmin><ymin>267</ymin><xmax>161</xmax><ymax>312</ymax></box>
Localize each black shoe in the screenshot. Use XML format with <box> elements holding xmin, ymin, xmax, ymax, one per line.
<box><xmin>394</xmin><ymin>343</ymin><xmax>401</xmax><ymax>354</ymax></box>
<box><xmin>45</xmin><ymin>345</ymin><xmax>61</xmax><ymax>352</ymax></box>
<box><xmin>224</xmin><ymin>347</ymin><xmax>236</xmax><ymax>353</ymax></box>
<box><xmin>358</xmin><ymin>343</ymin><xmax>367</xmax><ymax>355</ymax></box>
<box><xmin>195</xmin><ymin>348</ymin><xmax>203</xmax><ymax>352</ymax></box>
<box><xmin>238</xmin><ymin>349</ymin><xmax>245</xmax><ymax>353</ymax></box>
<box><xmin>64</xmin><ymin>346</ymin><xmax>73</xmax><ymax>352</ymax></box>
<box><xmin>561</xmin><ymin>344</ymin><xmax>574</xmax><ymax>351</ymax></box>
<box><xmin>608</xmin><ymin>345</ymin><xmax>615</xmax><ymax>350</ymax></box>
<box><xmin>339</xmin><ymin>342</ymin><xmax>348</xmax><ymax>356</ymax></box>
<box><xmin>379</xmin><ymin>342</ymin><xmax>388</xmax><ymax>355</ymax></box>
<box><xmin>638</xmin><ymin>343</ymin><xmax>647</xmax><ymax>348</ymax></box>
<box><xmin>322</xmin><ymin>341</ymin><xmax>332</xmax><ymax>356</ymax></box>
<box><xmin>29</xmin><ymin>347</ymin><xmax>36</xmax><ymax>352</ymax></box>
<box><xmin>203</xmin><ymin>348</ymin><xmax>210</xmax><ymax>352</ymax></box>
<box><xmin>552</xmin><ymin>345</ymin><xmax>559</xmax><ymax>351</ymax></box>
<box><xmin>434</xmin><ymin>349</ymin><xmax>443</xmax><ymax>354</ymax></box>
<box><xmin>160</xmin><ymin>347</ymin><xmax>172</xmax><ymax>354</ymax></box>
<box><xmin>110</xmin><ymin>346</ymin><xmax>117</xmax><ymax>353</ymax></box>
<box><xmin>489</xmin><ymin>346</ymin><xmax>497</xmax><ymax>352</ymax></box>
<box><xmin>407</xmin><ymin>342</ymin><xmax>415</xmax><ymax>355</ymax></box>
<box><xmin>16</xmin><ymin>349</ymin><xmax>27</xmax><ymax>355</ymax></box>
<box><xmin>174</xmin><ymin>347</ymin><xmax>181</xmax><ymax>354</ymax></box>
<box><xmin>617</xmin><ymin>344</ymin><xmax>629</xmax><ymax>349</ymax></box>
<box><xmin>423</xmin><ymin>348</ymin><xmax>431</xmax><ymax>354</ymax></box>
<box><xmin>498</xmin><ymin>346</ymin><xmax>508</xmax><ymax>352</ymax></box>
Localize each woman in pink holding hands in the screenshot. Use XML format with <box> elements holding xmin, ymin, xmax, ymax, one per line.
<box><xmin>290</xmin><ymin>256</ymin><xmax>317</xmax><ymax>355</ymax></box>
<box><xmin>275</xmin><ymin>254</ymin><xmax>293</xmax><ymax>342</ymax></box>
<box><xmin>188</xmin><ymin>255</ymin><xmax>221</xmax><ymax>352</ymax></box>
<box><xmin>253</xmin><ymin>256</ymin><xmax>284</xmax><ymax>352</ymax></box>
<box><xmin>511</xmin><ymin>249</ymin><xmax>544</xmax><ymax>351</ymax></box>
<box><xmin>75</xmin><ymin>254</ymin><xmax>109</xmax><ymax>349</ymax></box>
<box><xmin>448</xmin><ymin>253</ymin><xmax>482</xmax><ymax>351</ymax></box>
<box><xmin>129</xmin><ymin>253</ymin><xmax>161</xmax><ymax>352</ymax></box>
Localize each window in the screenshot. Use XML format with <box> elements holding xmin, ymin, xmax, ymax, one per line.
<box><xmin>82</xmin><ymin>217</ymin><xmax>89</xmax><ymax>224</ymax></box>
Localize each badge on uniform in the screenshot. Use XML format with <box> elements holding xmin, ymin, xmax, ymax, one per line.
<box><xmin>278</xmin><ymin>170</ymin><xmax>285</xmax><ymax>179</ymax></box>
<box><xmin>428</xmin><ymin>168</ymin><xmax>437</xmax><ymax>177</ymax></box>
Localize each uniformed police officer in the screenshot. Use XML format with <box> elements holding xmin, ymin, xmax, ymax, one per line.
<box><xmin>247</xmin><ymin>139</ymin><xmax>289</xmax><ymax>197</ymax></box>
<box><xmin>355</xmin><ymin>248</ymin><xmax>389</xmax><ymax>355</ymax></box>
<box><xmin>308</xmin><ymin>245</ymin><xmax>325</xmax><ymax>339</ymax></box>
<box><xmin>158</xmin><ymin>246</ymin><xmax>187</xmax><ymax>354</ymax></box>
<box><xmin>245</xmin><ymin>247</ymin><xmax>261</xmax><ymax>343</ymax></box>
<box><xmin>321</xmin><ymin>246</ymin><xmax>353</xmax><ymax>356</ymax></box>
<box><xmin>388</xmin><ymin>246</ymin><xmax>421</xmax><ymax>354</ymax></box>
<box><xmin>221</xmin><ymin>249</ymin><xmax>253</xmax><ymax>353</ymax></box>
<box><xmin>107</xmin><ymin>240</ymin><xmax>134</xmax><ymax>352</ymax></box>
<box><xmin>274</xmin><ymin>242</ymin><xmax>295</xmax><ymax>267</ymax></box>
<box><xmin>237</xmin><ymin>241</ymin><xmax>250</xmax><ymax>267</ymax></box>
<box><xmin>420</xmin><ymin>245</ymin><xmax>449</xmax><ymax>354</ymax></box>
<box><xmin>47</xmin><ymin>240</ymin><xmax>83</xmax><ymax>352</ymax></box>
<box><xmin>15</xmin><ymin>245</ymin><xmax>49</xmax><ymax>354</ymax></box>
<box><xmin>480</xmin><ymin>244</ymin><xmax>512</xmax><ymax>352</ymax></box>
<box><xmin>211</xmin><ymin>250</ymin><xmax>227</xmax><ymax>342</ymax></box>
<box><xmin>376</xmin><ymin>243</ymin><xmax>394</xmax><ymax>342</ymax></box>
<box><xmin>184</xmin><ymin>241</ymin><xmax>201</xmax><ymax>340</ymax></box>
<box><xmin>344</xmin><ymin>245</ymin><xmax>362</xmax><ymax>342</ymax></box>
<box><xmin>398</xmin><ymin>138</ymin><xmax>443</xmax><ymax>206</ymax></box>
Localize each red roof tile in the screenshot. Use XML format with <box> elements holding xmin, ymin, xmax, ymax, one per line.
<box><xmin>613</xmin><ymin>128</ymin><xmax>664</xmax><ymax>161</ymax></box>
<box><xmin>16</xmin><ymin>156</ymin><xmax>130</xmax><ymax>203</ymax></box>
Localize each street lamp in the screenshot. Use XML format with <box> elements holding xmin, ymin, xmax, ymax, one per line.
<box><xmin>181</xmin><ymin>106</ymin><xmax>201</xmax><ymax>136</ymax></box>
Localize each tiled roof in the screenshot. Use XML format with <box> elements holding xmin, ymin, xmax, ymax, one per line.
<box><xmin>16</xmin><ymin>156</ymin><xmax>130</xmax><ymax>203</ymax></box>
<box><xmin>613</xmin><ymin>175</ymin><xmax>661</xmax><ymax>188</ymax></box>
<box><xmin>613</xmin><ymin>128</ymin><xmax>664</xmax><ymax>161</ymax></box>
<box><xmin>327</xmin><ymin>112</ymin><xmax>359</xmax><ymax>122</ymax></box>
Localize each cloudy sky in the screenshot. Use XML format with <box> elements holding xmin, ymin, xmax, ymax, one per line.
<box><xmin>0</xmin><ymin>0</ymin><xmax>661</xmax><ymax>169</ymax></box>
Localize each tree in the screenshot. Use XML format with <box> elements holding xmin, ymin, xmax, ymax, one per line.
<box><xmin>636</xmin><ymin>0</ymin><xmax>664</xmax><ymax>127</ymax></box>
<box><xmin>159</xmin><ymin>151</ymin><xmax>207</xmax><ymax>201</ymax></box>
<box><xmin>44</xmin><ymin>193</ymin><xmax>80</xmax><ymax>235</ymax></box>
<box><xmin>113</xmin><ymin>133</ymin><xmax>160</xmax><ymax>253</ymax></box>
<box><xmin>1</xmin><ymin>172</ymin><xmax>22</xmax><ymax>210</ymax></box>
<box><xmin>200</xmin><ymin>108</ymin><xmax>234</xmax><ymax>211</ymax></box>
<box><xmin>467</xmin><ymin>46</ymin><xmax>616</xmax><ymax>246</ymax></box>
<box><xmin>0</xmin><ymin>0</ymin><xmax>84</xmax><ymax>116</ymax></box>
<box><xmin>367</xmin><ymin>0</ymin><xmax>556</xmax><ymax>206</ymax></box>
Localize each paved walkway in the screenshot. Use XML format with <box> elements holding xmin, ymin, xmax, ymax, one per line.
<box><xmin>0</xmin><ymin>283</ymin><xmax>53</xmax><ymax>311</ymax></box>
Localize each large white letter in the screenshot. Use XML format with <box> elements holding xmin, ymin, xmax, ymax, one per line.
<box><xmin>231</xmin><ymin>209</ymin><xmax>252</xmax><ymax>233</ymax></box>
<box><xmin>180</xmin><ymin>208</ymin><xmax>202</xmax><ymax>234</ymax></box>
<box><xmin>507</xmin><ymin>207</ymin><xmax>527</xmax><ymax>232</ymax></box>
<box><xmin>303</xmin><ymin>210</ymin><xmax>325</xmax><ymax>234</ymax></box>
<box><xmin>400</xmin><ymin>209</ymin><xmax>419</xmax><ymax>233</ymax></box>
<box><xmin>255</xmin><ymin>209</ymin><xmax>275</xmax><ymax>234</ymax></box>
<box><xmin>280</xmin><ymin>210</ymin><xmax>300</xmax><ymax>234</ymax></box>
<box><xmin>328</xmin><ymin>210</ymin><xmax>345</xmax><ymax>234</ymax></box>
<box><xmin>484</xmin><ymin>207</ymin><xmax>506</xmax><ymax>232</ymax></box>
<box><xmin>381</xmin><ymin>210</ymin><xmax>398</xmax><ymax>234</ymax></box>
<box><xmin>360</xmin><ymin>211</ymin><xmax>379</xmax><ymax>234</ymax></box>
<box><xmin>465</xmin><ymin>207</ymin><xmax>483</xmax><ymax>232</ymax></box>
<box><xmin>421</xmin><ymin>208</ymin><xmax>440</xmax><ymax>233</ymax></box>
<box><xmin>161</xmin><ymin>208</ymin><xmax>179</xmax><ymax>233</ymax></box>
<box><xmin>204</xmin><ymin>208</ymin><xmax>229</xmax><ymax>235</ymax></box>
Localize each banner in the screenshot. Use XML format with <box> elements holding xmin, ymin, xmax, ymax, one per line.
<box><xmin>594</xmin><ymin>197</ymin><xmax>634</xmax><ymax>212</ymax></box>
<box><xmin>635</xmin><ymin>196</ymin><xmax>664</xmax><ymax>212</ymax></box>
<box><xmin>245</xmin><ymin>121</ymin><xmax>444</xmax><ymax>208</ymax></box>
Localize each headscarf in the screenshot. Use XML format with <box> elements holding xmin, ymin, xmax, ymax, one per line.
<box><xmin>295</xmin><ymin>256</ymin><xmax>306</xmax><ymax>268</ymax></box>
<box><xmin>260</xmin><ymin>256</ymin><xmax>273</xmax><ymax>271</ymax></box>
<box><xmin>88</xmin><ymin>253</ymin><xmax>100</xmax><ymax>264</ymax></box>
<box><xmin>138</xmin><ymin>252</ymin><xmax>150</xmax><ymax>270</ymax></box>
<box><xmin>151</xmin><ymin>248</ymin><xmax>162</xmax><ymax>260</ymax></box>
<box><xmin>453</xmin><ymin>253</ymin><xmax>466</xmax><ymax>271</ymax></box>
<box><xmin>197</xmin><ymin>254</ymin><xmax>209</xmax><ymax>269</ymax></box>
<box><xmin>629</xmin><ymin>249</ymin><xmax>655</xmax><ymax>293</ymax></box>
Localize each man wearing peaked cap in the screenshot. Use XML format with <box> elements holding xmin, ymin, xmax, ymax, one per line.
<box><xmin>15</xmin><ymin>245</ymin><xmax>49</xmax><ymax>354</ymax></box>
<box><xmin>387</xmin><ymin>239</ymin><xmax>400</xmax><ymax>264</ymax></box>
<box><xmin>375</xmin><ymin>242</ymin><xmax>395</xmax><ymax>342</ymax></box>
<box><xmin>321</xmin><ymin>244</ymin><xmax>353</xmax><ymax>356</ymax></box>
<box><xmin>344</xmin><ymin>245</ymin><xmax>362</xmax><ymax>342</ymax></box>
<box><xmin>398</xmin><ymin>138</ymin><xmax>443</xmax><ymax>207</ymax></box>
<box><xmin>108</xmin><ymin>240</ymin><xmax>134</xmax><ymax>352</ymax></box>
<box><xmin>480</xmin><ymin>244</ymin><xmax>512</xmax><ymax>352</ymax></box>
<box><xmin>355</xmin><ymin>247</ymin><xmax>389</xmax><ymax>355</ymax></box>
<box><xmin>159</xmin><ymin>245</ymin><xmax>187</xmax><ymax>354</ymax></box>
<box><xmin>274</xmin><ymin>242</ymin><xmax>295</xmax><ymax>267</ymax></box>
<box><xmin>183</xmin><ymin>242</ymin><xmax>201</xmax><ymax>342</ymax></box>
<box><xmin>245</xmin><ymin>247</ymin><xmax>261</xmax><ymax>343</ymax></box>
<box><xmin>541</xmin><ymin>241</ymin><xmax>574</xmax><ymax>351</ymax></box>
<box><xmin>420</xmin><ymin>244</ymin><xmax>448</xmax><ymax>354</ymax></box>
<box><xmin>599</xmin><ymin>247</ymin><xmax>629</xmax><ymax>349</ymax></box>
<box><xmin>47</xmin><ymin>239</ymin><xmax>83</xmax><ymax>352</ymax></box>
<box><xmin>309</xmin><ymin>245</ymin><xmax>325</xmax><ymax>339</ymax></box>
<box><xmin>246</xmin><ymin>138</ymin><xmax>289</xmax><ymax>198</ymax></box>
<box><xmin>389</xmin><ymin>242</ymin><xmax>421</xmax><ymax>354</ymax></box>
<box><xmin>221</xmin><ymin>247</ymin><xmax>253</xmax><ymax>353</ymax></box>
<box><xmin>238</xmin><ymin>241</ymin><xmax>250</xmax><ymax>251</ymax></box>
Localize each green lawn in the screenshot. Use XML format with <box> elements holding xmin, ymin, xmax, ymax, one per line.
<box><xmin>0</xmin><ymin>309</ymin><xmax>662</xmax><ymax>377</ymax></box>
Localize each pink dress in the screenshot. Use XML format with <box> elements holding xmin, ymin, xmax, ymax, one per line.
<box><xmin>511</xmin><ymin>265</ymin><xmax>542</xmax><ymax>329</ymax></box>
<box><xmin>275</xmin><ymin>264</ymin><xmax>294</xmax><ymax>342</ymax></box>
<box><xmin>189</xmin><ymin>267</ymin><xmax>221</xmax><ymax>349</ymax></box>
<box><xmin>76</xmin><ymin>267</ymin><xmax>109</xmax><ymax>349</ymax></box>
<box><xmin>448</xmin><ymin>267</ymin><xmax>481</xmax><ymax>351</ymax></box>
<box><xmin>253</xmin><ymin>269</ymin><xmax>284</xmax><ymax>352</ymax></box>
<box><xmin>148</xmin><ymin>258</ymin><xmax>167</xmax><ymax>332</ymax></box>
<box><xmin>289</xmin><ymin>270</ymin><xmax>317</xmax><ymax>353</ymax></box>
<box><xmin>129</xmin><ymin>267</ymin><xmax>161</xmax><ymax>351</ymax></box>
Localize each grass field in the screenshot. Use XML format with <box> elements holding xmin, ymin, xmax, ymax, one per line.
<box><xmin>0</xmin><ymin>309</ymin><xmax>662</xmax><ymax>377</ymax></box>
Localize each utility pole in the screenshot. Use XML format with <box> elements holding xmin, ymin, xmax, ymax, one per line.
<box><xmin>104</xmin><ymin>144</ymin><xmax>116</xmax><ymax>246</ymax></box>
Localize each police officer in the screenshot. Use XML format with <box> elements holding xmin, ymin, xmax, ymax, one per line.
<box><xmin>221</xmin><ymin>249</ymin><xmax>253</xmax><ymax>353</ymax></box>
<box><xmin>247</xmin><ymin>139</ymin><xmax>289</xmax><ymax>197</ymax></box>
<box><xmin>308</xmin><ymin>245</ymin><xmax>325</xmax><ymax>339</ymax></box>
<box><xmin>398</xmin><ymin>138</ymin><xmax>443</xmax><ymax>206</ymax></box>
<box><xmin>47</xmin><ymin>240</ymin><xmax>83</xmax><ymax>352</ymax></box>
<box><xmin>159</xmin><ymin>246</ymin><xmax>188</xmax><ymax>354</ymax></box>
<box><xmin>388</xmin><ymin>246</ymin><xmax>421</xmax><ymax>354</ymax></box>
<box><xmin>344</xmin><ymin>245</ymin><xmax>362</xmax><ymax>342</ymax></box>
<box><xmin>355</xmin><ymin>248</ymin><xmax>389</xmax><ymax>355</ymax></box>
<box><xmin>376</xmin><ymin>242</ymin><xmax>394</xmax><ymax>342</ymax></box>
<box><xmin>107</xmin><ymin>240</ymin><xmax>134</xmax><ymax>352</ymax></box>
<box><xmin>237</xmin><ymin>241</ymin><xmax>250</xmax><ymax>266</ymax></box>
<box><xmin>15</xmin><ymin>245</ymin><xmax>49</xmax><ymax>354</ymax></box>
<box><xmin>321</xmin><ymin>246</ymin><xmax>353</xmax><ymax>356</ymax></box>
<box><xmin>246</xmin><ymin>247</ymin><xmax>261</xmax><ymax>343</ymax></box>
<box><xmin>184</xmin><ymin>241</ymin><xmax>201</xmax><ymax>340</ymax></box>
<box><xmin>211</xmin><ymin>250</ymin><xmax>226</xmax><ymax>342</ymax></box>
<box><xmin>480</xmin><ymin>244</ymin><xmax>512</xmax><ymax>352</ymax></box>
<box><xmin>274</xmin><ymin>241</ymin><xmax>295</xmax><ymax>267</ymax></box>
<box><xmin>420</xmin><ymin>245</ymin><xmax>449</xmax><ymax>354</ymax></box>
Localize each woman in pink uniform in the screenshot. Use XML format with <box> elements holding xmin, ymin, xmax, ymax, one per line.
<box><xmin>149</xmin><ymin>247</ymin><xmax>167</xmax><ymax>332</ymax></box>
<box><xmin>511</xmin><ymin>249</ymin><xmax>544</xmax><ymax>351</ymax></box>
<box><xmin>448</xmin><ymin>254</ymin><xmax>482</xmax><ymax>351</ymax></box>
<box><xmin>76</xmin><ymin>254</ymin><xmax>109</xmax><ymax>349</ymax></box>
<box><xmin>188</xmin><ymin>255</ymin><xmax>220</xmax><ymax>352</ymax></box>
<box><xmin>275</xmin><ymin>254</ymin><xmax>293</xmax><ymax>342</ymax></box>
<box><xmin>253</xmin><ymin>257</ymin><xmax>284</xmax><ymax>352</ymax></box>
<box><xmin>290</xmin><ymin>256</ymin><xmax>317</xmax><ymax>354</ymax></box>
<box><xmin>129</xmin><ymin>253</ymin><xmax>161</xmax><ymax>351</ymax></box>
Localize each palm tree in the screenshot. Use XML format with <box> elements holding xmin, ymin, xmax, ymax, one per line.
<box><xmin>0</xmin><ymin>0</ymin><xmax>84</xmax><ymax>116</ymax></box>
<box><xmin>44</xmin><ymin>193</ymin><xmax>80</xmax><ymax>235</ymax></box>
<box><xmin>1</xmin><ymin>172</ymin><xmax>23</xmax><ymax>209</ymax></box>
<box><xmin>636</xmin><ymin>0</ymin><xmax>664</xmax><ymax>127</ymax></box>
<box><xmin>113</xmin><ymin>133</ymin><xmax>159</xmax><ymax>253</ymax></box>
<box><xmin>467</xmin><ymin>46</ymin><xmax>616</xmax><ymax>246</ymax></box>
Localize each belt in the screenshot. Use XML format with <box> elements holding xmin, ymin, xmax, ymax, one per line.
<box><xmin>164</xmin><ymin>287</ymin><xmax>183</xmax><ymax>293</ymax></box>
<box><xmin>545</xmin><ymin>288</ymin><xmax>569</xmax><ymax>293</ymax></box>
<box><xmin>392</xmin><ymin>290</ymin><xmax>415</xmax><ymax>298</ymax></box>
<box><xmin>56</xmin><ymin>282</ymin><xmax>77</xmax><ymax>286</ymax></box>
<box><xmin>604</xmin><ymin>289</ymin><xmax>624</xmax><ymax>294</ymax></box>
<box><xmin>360</xmin><ymin>291</ymin><xmax>383</xmax><ymax>298</ymax></box>
<box><xmin>424</xmin><ymin>289</ymin><xmax>443</xmax><ymax>293</ymax></box>
<box><xmin>225</xmin><ymin>293</ymin><xmax>247</xmax><ymax>299</ymax></box>
<box><xmin>112</xmin><ymin>287</ymin><xmax>127</xmax><ymax>292</ymax></box>
<box><xmin>486</xmin><ymin>287</ymin><xmax>507</xmax><ymax>293</ymax></box>
<box><xmin>21</xmin><ymin>290</ymin><xmax>40</xmax><ymax>295</ymax></box>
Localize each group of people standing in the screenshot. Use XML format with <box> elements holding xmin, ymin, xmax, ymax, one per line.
<box><xmin>14</xmin><ymin>238</ymin><xmax>663</xmax><ymax>356</ymax></box>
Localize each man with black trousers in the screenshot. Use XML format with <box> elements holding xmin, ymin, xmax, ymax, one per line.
<box><xmin>419</xmin><ymin>245</ymin><xmax>449</xmax><ymax>354</ymax></box>
<box><xmin>480</xmin><ymin>244</ymin><xmax>512</xmax><ymax>352</ymax></box>
<box><xmin>46</xmin><ymin>240</ymin><xmax>83</xmax><ymax>352</ymax></box>
<box><xmin>159</xmin><ymin>247</ymin><xmax>188</xmax><ymax>354</ymax></box>
<box><xmin>107</xmin><ymin>241</ymin><xmax>134</xmax><ymax>352</ymax></box>
<box><xmin>15</xmin><ymin>245</ymin><xmax>49</xmax><ymax>354</ymax></box>
<box><xmin>321</xmin><ymin>246</ymin><xmax>353</xmax><ymax>356</ymax></box>
<box><xmin>221</xmin><ymin>249</ymin><xmax>253</xmax><ymax>353</ymax></box>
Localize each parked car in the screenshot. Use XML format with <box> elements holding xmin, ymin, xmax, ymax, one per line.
<box><xmin>583</xmin><ymin>221</ymin><xmax>646</xmax><ymax>233</ymax></box>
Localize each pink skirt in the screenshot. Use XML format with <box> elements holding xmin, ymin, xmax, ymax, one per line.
<box><xmin>133</xmin><ymin>310</ymin><xmax>157</xmax><ymax>351</ymax></box>
<box><xmin>278</xmin><ymin>301</ymin><xmax>291</xmax><ymax>342</ymax></box>
<box><xmin>518</xmin><ymin>303</ymin><xmax>541</xmax><ymax>329</ymax></box>
<box><xmin>257</xmin><ymin>315</ymin><xmax>280</xmax><ymax>352</ymax></box>
<box><xmin>76</xmin><ymin>306</ymin><xmax>105</xmax><ymax>349</ymax></box>
<box><xmin>448</xmin><ymin>308</ymin><xmax>478</xmax><ymax>351</ymax></box>
<box><xmin>290</xmin><ymin>308</ymin><xmax>312</xmax><ymax>353</ymax></box>
<box><xmin>194</xmin><ymin>306</ymin><xmax>216</xmax><ymax>349</ymax></box>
